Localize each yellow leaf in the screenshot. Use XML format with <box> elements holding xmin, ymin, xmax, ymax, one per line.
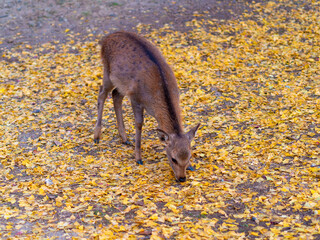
<box><xmin>6</xmin><ymin>225</ymin><xmax>13</xmax><ymax>230</ymax></box>
<box><xmin>165</xmin><ymin>203</ymin><xmax>179</xmax><ymax>213</ymax></box>
<box><xmin>56</xmin><ymin>196</ymin><xmax>64</xmax><ymax>207</ymax></box>
<box><xmin>122</xmin><ymin>198</ymin><xmax>128</xmax><ymax>205</ymax></box>
<box><xmin>39</xmin><ymin>186</ymin><xmax>46</xmax><ymax>195</ymax></box>
<box><xmin>149</xmin><ymin>213</ymin><xmax>158</xmax><ymax>220</ymax></box>
<box><xmin>303</xmin><ymin>202</ymin><xmax>316</xmax><ymax>209</ymax></box>
<box><xmin>119</xmin><ymin>225</ymin><xmax>126</xmax><ymax>231</ymax></box>
<box><xmin>250</xmin><ymin>232</ymin><xmax>259</xmax><ymax>236</ymax></box>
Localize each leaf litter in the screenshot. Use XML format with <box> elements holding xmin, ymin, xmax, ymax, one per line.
<box><xmin>0</xmin><ymin>0</ymin><xmax>320</xmax><ymax>239</ymax></box>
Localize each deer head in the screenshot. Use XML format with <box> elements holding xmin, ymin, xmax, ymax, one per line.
<box><xmin>158</xmin><ymin>123</ymin><xmax>200</xmax><ymax>182</ymax></box>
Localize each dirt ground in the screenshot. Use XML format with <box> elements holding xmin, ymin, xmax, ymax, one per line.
<box><xmin>0</xmin><ymin>0</ymin><xmax>251</xmax><ymax>50</ymax></box>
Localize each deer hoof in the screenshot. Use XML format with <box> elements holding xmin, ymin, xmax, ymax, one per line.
<box><xmin>187</xmin><ymin>165</ymin><xmax>195</xmax><ymax>171</ymax></box>
<box><xmin>94</xmin><ymin>138</ymin><xmax>100</xmax><ymax>144</ymax></box>
<box><xmin>123</xmin><ymin>140</ymin><xmax>132</xmax><ymax>146</ymax></box>
<box><xmin>136</xmin><ymin>159</ymin><xmax>143</xmax><ymax>165</ymax></box>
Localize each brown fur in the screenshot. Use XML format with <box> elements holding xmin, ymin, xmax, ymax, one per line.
<box><xmin>94</xmin><ymin>31</ymin><xmax>199</xmax><ymax>182</ymax></box>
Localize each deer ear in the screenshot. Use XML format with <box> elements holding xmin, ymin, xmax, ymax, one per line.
<box><xmin>156</xmin><ymin>129</ymin><xmax>170</xmax><ymax>142</ymax></box>
<box><xmin>186</xmin><ymin>123</ymin><xmax>200</xmax><ymax>141</ymax></box>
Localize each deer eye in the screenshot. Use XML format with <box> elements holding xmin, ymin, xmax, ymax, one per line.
<box><xmin>172</xmin><ymin>158</ymin><xmax>178</xmax><ymax>164</ymax></box>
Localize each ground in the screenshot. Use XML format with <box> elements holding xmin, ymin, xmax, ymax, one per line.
<box><xmin>0</xmin><ymin>0</ymin><xmax>320</xmax><ymax>239</ymax></box>
<box><xmin>0</xmin><ymin>0</ymin><xmax>249</xmax><ymax>49</ymax></box>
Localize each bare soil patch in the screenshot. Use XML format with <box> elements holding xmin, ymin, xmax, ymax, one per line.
<box><xmin>0</xmin><ymin>0</ymin><xmax>251</xmax><ymax>49</ymax></box>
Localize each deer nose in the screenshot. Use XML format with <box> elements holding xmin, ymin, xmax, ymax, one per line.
<box><xmin>178</xmin><ymin>177</ymin><xmax>186</xmax><ymax>182</ymax></box>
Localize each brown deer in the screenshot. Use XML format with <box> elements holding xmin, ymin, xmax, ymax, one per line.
<box><xmin>94</xmin><ymin>31</ymin><xmax>200</xmax><ymax>182</ymax></box>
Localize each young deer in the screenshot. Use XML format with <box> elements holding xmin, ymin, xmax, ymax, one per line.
<box><xmin>94</xmin><ymin>31</ymin><xmax>200</xmax><ymax>182</ymax></box>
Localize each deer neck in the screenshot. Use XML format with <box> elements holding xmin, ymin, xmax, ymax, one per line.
<box><xmin>155</xmin><ymin>111</ymin><xmax>183</xmax><ymax>136</ymax></box>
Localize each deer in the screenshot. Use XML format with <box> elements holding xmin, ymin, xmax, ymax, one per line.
<box><xmin>93</xmin><ymin>31</ymin><xmax>200</xmax><ymax>182</ymax></box>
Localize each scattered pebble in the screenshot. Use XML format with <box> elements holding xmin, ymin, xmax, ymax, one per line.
<box><xmin>53</xmin><ymin>140</ymin><xmax>62</xmax><ymax>146</ymax></box>
<box><xmin>45</xmin><ymin>178</ymin><xmax>53</xmax><ymax>186</ymax></box>
<box><xmin>32</xmin><ymin>109</ymin><xmax>41</xmax><ymax>113</ymax></box>
<box><xmin>67</xmin><ymin>167</ymin><xmax>75</xmax><ymax>172</ymax></box>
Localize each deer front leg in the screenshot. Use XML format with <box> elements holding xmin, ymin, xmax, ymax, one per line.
<box><xmin>187</xmin><ymin>165</ymin><xmax>195</xmax><ymax>171</ymax></box>
<box><xmin>131</xmin><ymin>100</ymin><xmax>144</xmax><ymax>165</ymax></box>
<box><xmin>112</xmin><ymin>89</ymin><xmax>130</xmax><ymax>145</ymax></box>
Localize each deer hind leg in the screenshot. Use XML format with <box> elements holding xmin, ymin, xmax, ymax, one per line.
<box><xmin>131</xmin><ymin>100</ymin><xmax>144</xmax><ymax>165</ymax></box>
<box><xmin>112</xmin><ymin>89</ymin><xmax>130</xmax><ymax>145</ymax></box>
<box><xmin>94</xmin><ymin>73</ymin><xmax>114</xmax><ymax>143</ymax></box>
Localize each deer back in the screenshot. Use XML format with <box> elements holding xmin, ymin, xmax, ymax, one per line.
<box><xmin>100</xmin><ymin>32</ymin><xmax>183</xmax><ymax>134</ymax></box>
